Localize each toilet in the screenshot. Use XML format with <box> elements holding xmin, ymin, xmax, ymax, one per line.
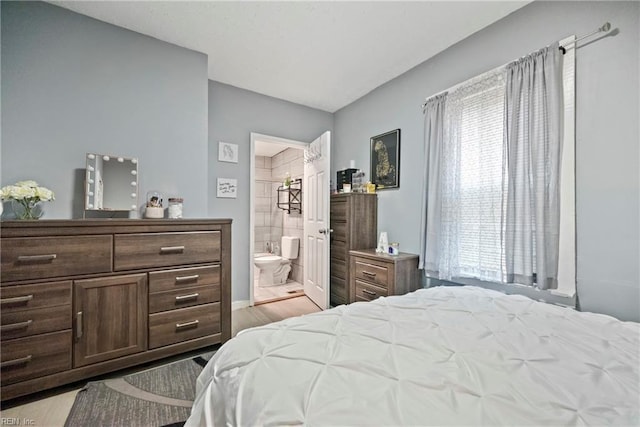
<box><xmin>254</xmin><ymin>236</ymin><xmax>299</xmax><ymax>287</ymax></box>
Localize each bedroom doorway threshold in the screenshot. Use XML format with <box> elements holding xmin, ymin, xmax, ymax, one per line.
<box><xmin>254</xmin><ymin>291</ymin><xmax>305</xmax><ymax>306</ymax></box>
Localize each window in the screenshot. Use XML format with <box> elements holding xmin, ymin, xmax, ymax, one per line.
<box><xmin>421</xmin><ymin>40</ymin><xmax>575</xmax><ymax>297</ymax></box>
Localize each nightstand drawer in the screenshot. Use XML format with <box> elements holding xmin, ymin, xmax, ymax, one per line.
<box><xmin>354</xmin><ymin>260</ymin><xmax>389</xmax><ymax>289</ymax></box>
<box><xmin>148</xmin><ymin>303</ymin><xmax>220</xmax><ymax>349</ymax></box>
<box><xmin>149</xmin><ymin>285</ymin><xmax>220</xmax><ymax>314</ymax></box>
<box><xmin>0</xmin><ymin>281</ymin><xmax>72</xmax><ymax>314</ymax></box>
<box><xmin>148</xmin><ymin>266</ymin><xmax>220</xmax><ymax>293</ymax></box>
<box><xmin>1</xmin><ymin>236</ymin><xmax>112</xmax><ymax>282</ymax></box>
<box><xmin>355</xmin><ymin>280</ymin><xmax>388</xmax><ymax>302</ymax></box>
<box><xmin>114</xmin><ymin>231</ymin><xmax>221</xmax><ymax>270</ymax></box>
<box><xmin>1</xmin><ymin>331</ymin><xmax>72</xmax><ymax>386</ymax></box>
<box><xmin>1</xmin><ymin>305</ymin><xmax>71</xmax><ymax>340</ymax></box>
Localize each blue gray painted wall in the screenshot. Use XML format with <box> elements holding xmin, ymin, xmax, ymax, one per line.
<box><xmin>1</xmin><ymin>1</ymin><xmax>209</xmax><ymax>218</ymax></box>
<box><xmin>333</xmin><ymin>1</ymin><xmax>639</xmax><ymax>321</ymax></box>
<box><xmin>208</xmin><ymin>81</ymin><xmax>333</xmax><ymax>302</ymax></box>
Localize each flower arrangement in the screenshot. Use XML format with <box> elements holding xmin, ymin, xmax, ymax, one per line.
<box><xmin>0</xmin><ymin>180</ymin><xmax>55</xmax><ymax>220</ymax></box>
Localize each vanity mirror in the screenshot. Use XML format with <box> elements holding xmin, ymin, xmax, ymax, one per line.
<box><xmin>85</xmin><ymin>153</ymin><xmax>138</xmax><ymax>212</ymax></box>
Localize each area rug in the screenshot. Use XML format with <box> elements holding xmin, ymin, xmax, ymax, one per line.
<box><xmin>64</xmin><ymin>352</ymin><xmax>214</xmax><ymax>427</ymax></box>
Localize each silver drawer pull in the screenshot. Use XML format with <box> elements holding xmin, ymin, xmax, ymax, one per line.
<box><xmin>1</xmin><ymin>295</ymin><xmax>34</xmax><ymax>305</ymax></box>
<box><xmin>362</xmin><ymin>271</ymin><xmax>377</xmax><ymax>278</ymax></box>
<box><xmin>76</xmin><ymin>311</ymin><xmax>83</xmax><ymax>339</ymax></box>
<box><xmin>176</xmin><ymin>320</ymin><xmax>199</xmax><ymax>330</ymax></box>
<box><xmin>1</xmin><ymin>320</ymin><xmax>33</xmax><ymax>332</ymax></box>
<box><xmin>17</xmin><ymin>254</ymin><xmax>57</xmax><ymax>262</ymax></box>
<box><xmin>175</xmin><ymin>274</ymin><xmax>199</xmax><ymax>283</ymax></box>
<box><xmin>175</xmin><ymin>293</ymin><xmax>199</xmax><ymax>302</ymax></box>
<box><xmin>362</xmin><ymin>289</ymin><xmax>377</xmax><ymax>297</ymax></box>
<box><xmin>1</xmin><ymin>355</ymin><xmax>32</xmax><ymax>369</ymax></box>
<box><xmin>160</xmin><ymin>246</ymin><xmax>185</xmax><ymax>254</ymax></box>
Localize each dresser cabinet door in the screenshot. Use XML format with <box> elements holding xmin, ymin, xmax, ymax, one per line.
<box><xmin>73</xmin><ymin>274</ymin><xmax>148</xmax><ymax>367</ymax></box>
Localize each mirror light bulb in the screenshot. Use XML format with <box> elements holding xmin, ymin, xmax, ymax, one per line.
<box><xmin>88</xmin><ymin>204</ymin><xmax>94</xmax><ymax>208</ymax></box>
<box><xmin>131</xmin><ymin>204</ymin><xmax>137</xmax><ymax>210</ymax></box>
<box><xmin>103</xmin><ymin>155</ymin><xmax>110</xmax><ymax>161</ymax></box>
<box><xmin>88</xmin><ymin>191</ymin><xmax>94</xmax><ymax>196</ymax></box>
<box><xmin>88</xmin><ymin>179</ymin><xmax>94</xmax><ymax>184</ymax></box>
<box><xmin>117</xmin><ymin>157</ymin><xmax>124</xmax><ymax>163</ymax></box>
<box><xmin>131</xmin><ymin>170</ymin><xmax>137</xmax><ymax>175</ymax></box>
<box><xmin>131</xmin><ymin>181</ymin><xmax>137</xmax><ymax>186</ymax></box>
<box><xmin>131</xmin><ymin>193</ymin><xmax>137</xmax><ymax>198</ymax></box>
<box><xmin>87</xmin><ymin>166</ymin><xmax>94</xmax><ymax>172</ymax></box>
<box><xmin>87</xmin><ymin>154</ymin><xmax>95</xmax><ymax>160</ymax></box>
<box><xmin>131</xmin><ymin>158</ymin><xmax>138</xmax><ymax>164</ymax></box>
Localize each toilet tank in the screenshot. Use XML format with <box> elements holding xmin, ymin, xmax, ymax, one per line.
<box><xmin>281</xmin><ymin>236</ymin><xmax>300</xmax><ymax>259</ymax></box>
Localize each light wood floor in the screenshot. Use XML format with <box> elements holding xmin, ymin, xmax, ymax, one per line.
<box><xmin>0</xmin><ymin>296</ymin><xmax>320</xmax><ymax>426</ymax></box>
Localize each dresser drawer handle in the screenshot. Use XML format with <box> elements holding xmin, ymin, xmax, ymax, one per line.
<box><xmin>175</xmin><ymin>274</ymin><xmax>199</xmax><ymax>283</ymax></box>
<box><xmin>1</xmin><ymin>355</ymin><xmax>32</xmax><ymax>369</ymax></box>
<box><xmin>17</xmin><ymin>254</ymin><xmax>57</xmax><ymax>262</ymax></box>
<box><xmin>0</xmin><ymin>319</ymin><xmax>33</xmax><ymax>332</ymax></box>
<box><xmin>160</xmin><ymin>246</ymin><xmax>185</xmax><ymax>254</ymax></box>
<box><xmin>362</xmin><ymin>271</ymin><xmax>377</xmax><ymax>278</ymax></box>
<box><xmin>0</xmin><ymin>295</ymin><xmax>34</xmax><ymax>306</ymax></box>
<box><xmin>175</xmin><ymin>293</ymin><xmax>199</xmax><ymax>302</ymax></box>
<box><xmin>76</xmin><ymin>311</ymin><xmax>83</xmax><ymax>339</ymax></box>
<box><xmin>176</xmin><ymin>319</ymin><xmax>199</xmax><ymax>330</ymax></box>
<box><xmin>362</xmin><ymin>289</ymin><xmax>377</xmax><ymax>297</ymax></box>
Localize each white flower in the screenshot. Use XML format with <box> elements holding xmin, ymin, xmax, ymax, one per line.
<box><xmin>0</xmin><ymin>181</ymin><xmax>55</xmax><ymax>202</ymax></box>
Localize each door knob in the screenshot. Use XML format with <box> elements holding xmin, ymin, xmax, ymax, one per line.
<box><xmin>319</xmin><ymin>228</ymin><xmax>334</xmax><ymax>235</ymax></box>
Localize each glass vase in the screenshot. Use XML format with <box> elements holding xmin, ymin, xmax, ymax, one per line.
<box><xmin>12</xmin><ymin>199</ymin><xmax>44</xmax><ymax>220</ymax></box>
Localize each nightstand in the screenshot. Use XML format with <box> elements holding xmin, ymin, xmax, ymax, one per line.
<box><xmin>349</xmin><ymin>249</ymin><xmax>420</xmax><ymax>302</ymax></box>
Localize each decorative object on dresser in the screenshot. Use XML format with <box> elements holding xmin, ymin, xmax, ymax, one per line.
<box><xmin>0</xmin><ymin>180</ymin><xmax>55</xmax><ymax>220</ymax></box>
<box><xmin>85</xmin><ymin>153</ymin><xmax>138</xmax><ymax>214</ymax></box>
<box><xmin>0</xmin><ymin>219</ymin><xmax>231</xmax><ymax>401</ymax></box>
<box><xmin>329</xmin><ymin>193</ymin><xmax>377</xmax><ymax>306</ymax></box>
<box><xmin>349</xmin><ymin>249</ymin><xmax>420</xmax><ymax>302</ymax></box>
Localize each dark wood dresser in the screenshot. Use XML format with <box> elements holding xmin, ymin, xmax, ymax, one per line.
<box><xmin>349</xmin><ymin>249</ymin><xmax>420</xmax><ymax>302</ymax></box>
<box><xmin>0</xmin><ymin>219</ymin><xmax>231</xmax><ymax>401</ymax></box>
<box><xmin>329</xmin><ymin>193</ymin><xmax>377</xmax><ymax>306</ymax></box>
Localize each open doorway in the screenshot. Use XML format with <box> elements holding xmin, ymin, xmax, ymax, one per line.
<box><xmin>250</xmin><ymin>133</ymin><xmax>307</xmax><ymax>306</ymax></box>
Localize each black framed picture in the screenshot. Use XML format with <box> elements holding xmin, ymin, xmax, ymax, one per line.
<box><xmin>370</xmin><ymin>129</ymin><xmax>400</xmax><ymax>190</ymax></box>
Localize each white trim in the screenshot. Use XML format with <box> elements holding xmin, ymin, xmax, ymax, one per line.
<box><xmin>232</xmin><ymin>300</ymin><xmax>251</xmax><ymax>311</ymax></box>
<box><xmin>249</xmin><ymin>132</ymin><xmax>308</xmax><ymax>307</ymax></box>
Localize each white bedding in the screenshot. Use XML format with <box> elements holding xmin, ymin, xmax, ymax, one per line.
<box><xmin>186</xmin><ymin>286</ymin><xmax>640</xmax><ymax>426</ymax></box>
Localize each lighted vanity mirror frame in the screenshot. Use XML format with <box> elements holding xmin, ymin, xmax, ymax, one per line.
<box><xmin>85</xmin><ymin>153</ymin><xmax>139</xmax><ymax>212</ymax></box>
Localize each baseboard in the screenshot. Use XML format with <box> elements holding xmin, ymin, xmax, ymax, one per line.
<box><xmin>232</xmin><ymin>300</ymin><xmax>250</xmax><ymax>311</ymax></box>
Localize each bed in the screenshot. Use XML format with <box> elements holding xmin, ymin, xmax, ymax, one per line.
<box><xmin>186</xmin><ymin>286</ymin><xmax>639</xmax><ymax>426</ymax></box>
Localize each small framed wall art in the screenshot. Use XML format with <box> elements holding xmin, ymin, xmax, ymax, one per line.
<box><xmin>216</xmin><ymin>178</ymin><xmax>237</xmax><ymax>198</ymax></box>
<box><xmin>370</xmin><ymin>129</ymin><xmax>400</xmax><ymax>190</ymax></box>
<box><xmin>218</xmin><ymin>142</ymin><xmax>238</xmax><ymax>163</ymax></box>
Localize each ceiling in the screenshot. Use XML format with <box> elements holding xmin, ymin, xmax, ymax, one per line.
<box><xmin>49</xmin><ymin>1</ymin><xmax>529</xmax><ymax>113</ymax></box>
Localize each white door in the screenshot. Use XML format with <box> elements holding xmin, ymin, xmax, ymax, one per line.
<box><xmin>303</xmin><ymin>131</ymin><xmax>331</xmax><ymax>309</ymax></box>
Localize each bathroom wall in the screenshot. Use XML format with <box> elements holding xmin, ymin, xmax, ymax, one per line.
<box><xmin>253</xmin><ymin>147</ymin><xmax>304</xmax><ymax>284</ymax></box>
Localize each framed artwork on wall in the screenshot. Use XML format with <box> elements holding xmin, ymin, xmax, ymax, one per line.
<box><xmin>216</xmin><ymin>178</ymin><xmax>237</xmax><ymax>198</ymax></box>
<box><xmin>370</xmin><ymin>129</ymin><xmax>400</xmax><ymax>190</ymax></box>
<box><xmin>218</xmin><ymin>142</ymin><xmax>238</xmax><ymax>163</ymax></box>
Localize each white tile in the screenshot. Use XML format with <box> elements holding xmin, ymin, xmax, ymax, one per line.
<box><xmin>264</xmin><ymin>157</ymin><xmax>272</xmax><ymax>168</ymax></box>
<box><xmin>272</xmin><ymin>152</ymin><xmax>284</xmax><ymax>168</ymax></box>
<box><xmin>256</xmin><ymin>168</ymin><xmax>271</xmax><ymax>181</ymax></box>
<box><xmin>255</xmin><ymin>156</ymin><xmax>265</xmax><ymax>169</ymax></box>
<box><xmin>291</xmin><ymin>161</ymin><xmax>303</xmax><ymax>178</ymax></box>
<box><xmin>255</xmin><ymin>212</ymin><xmax>266</xmax><ymax>227</ymax></box>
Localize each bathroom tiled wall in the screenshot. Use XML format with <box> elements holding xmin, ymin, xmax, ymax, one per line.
<box><xmin>254</xmin><ymin>147</ymin><xmax>304</xmax><ymax>284</ymax></box>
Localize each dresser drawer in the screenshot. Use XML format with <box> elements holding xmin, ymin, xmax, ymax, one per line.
<box><xmin>149</xmin><ymin>285</ymin><xmax>220</xmax><ymax>314</ymax></box>
<box><xmin>330</xmin><ymin>199</ymin><xmax>347</xmax><ymax>221</ymax></box>
<box><xmin>355</xmin><ymin>280</ymin><xmax>388</xmax><ymax>302</ymax></box>
<box><xmin>354</xmin><ymin>259</ymin><xmax>389</xmax><ymax>289</ymax></box>
<box><xmin>149</xmin><ymin>303</ymin><xmax>220</xmax><ymax>349</ymax></box>
<box><xmin>1</xmin><ymin>305</ymin><xmax>71</xmax><ymax>341</ymax></box>
<box><xmin>0</xmin><ymin>281</ymin><xmax>71</xmax><ymax>314</ymax></box>
<box><xmin>0</xmin><ymin>330</ymin><xmax>72</xmax><ymax>386</ymax></box>
<box><xmin>148</xmin><ymin>266</ymin><xmax>220</xmax><ymax>293</ymax></box>
<box><xmin>114</xmin><ymin>232</ymin><xmax>221</xmax><ymax>271</ymax></box>
<box><xmin>1</xmin><ymin>236</ymin><xmax>112</xmax><ymax>282</ymax></box>
<box><xmin>330</xmin><ymin>221</ymin><xmax>346</xmax><ymax>241</ymax></box>
<box><xmin>330</xmin><ymin>259</ymin><xmax>346</xmax><ymax>280</ymax></box>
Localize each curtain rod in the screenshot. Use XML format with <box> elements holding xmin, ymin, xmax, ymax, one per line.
<box><xmin>559</xmin><ymin>22</ymin><xmax>611</xmax><ymax>54</ymax></box>
<box><xmin>421</xmin><ymin>22</ymin><xmax>612</xmax><ymax>109</ymax></box>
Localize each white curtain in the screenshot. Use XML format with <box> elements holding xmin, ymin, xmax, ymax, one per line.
<box><xmin>503</xmin><ymin>42</ymin><xmax>564</xmax><ymax>289</ymax></box>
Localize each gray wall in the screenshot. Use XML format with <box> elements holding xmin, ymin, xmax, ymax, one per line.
<box><xmin>1</xmin><ymin>2</ymin><xmax>209</xmax><ymax>218</ymax></box>
<box><xmin>333</xmin><ymin>1</ymin><xmax>639</xmax><ymax>321</ymax></box>
<box><xmin>208</xmin><ymin>81</ymin><xmax>333</xmax><ymax>302</ymax></box>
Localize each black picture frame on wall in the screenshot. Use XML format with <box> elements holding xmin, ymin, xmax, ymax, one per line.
<box><xmin>370</xmin><ymin>129</ymin><xmax>400</xmax><ymax>190</ymax></box>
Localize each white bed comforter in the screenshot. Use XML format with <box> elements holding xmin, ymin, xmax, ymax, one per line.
<box><xmin>187</xmin><ymin>286</ymin><xmax>640</xmax><ymax>426</ymax></box>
